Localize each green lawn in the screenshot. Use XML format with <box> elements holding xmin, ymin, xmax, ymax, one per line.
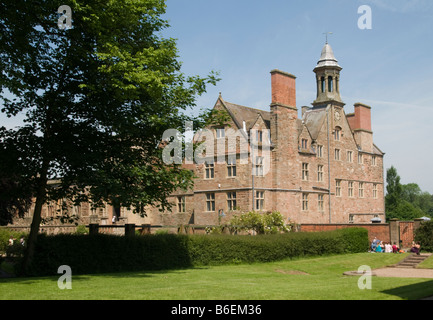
<box><xmin>1</xmin><ymin>253</ymin><xmax>433</xmax><ymax>300</ymax></box>
<box><xmin>418</xmin><ymin>254</ymin><xmax>433</xmax><ymax>269</ymax></box>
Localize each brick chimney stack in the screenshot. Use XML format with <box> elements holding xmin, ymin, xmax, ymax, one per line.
<box><xmin>269</xmin><ymin>69</ymin><xmax>298</xmax><ymax>191</ymax></box>
<box><xmin>347</xmin><ymin>103</ymin><xmax>371</xmax><ymax>132</ymax></box>
<box><xmin>347</xmin><ymin>103</ymin><xmax>373</xmax><ymax>153</ymax></box>
<box><xmin>353</xmin><ymin>103</ymin><xmax>372</xmax><ymax>131</ymax></box>
<box><xmin>270</xmin><ymin>69</ymin><xmax>297</xmax><ymax>108</ymax></box>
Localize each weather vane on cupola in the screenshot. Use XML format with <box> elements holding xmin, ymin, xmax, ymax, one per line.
<box><xmin>323</xmin><ymin>32</ymin><xmax>333</xmax><ymax>44</ymax></box>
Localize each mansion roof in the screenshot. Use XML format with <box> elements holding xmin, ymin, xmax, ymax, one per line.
<box><xmin>216</xmin><ymin>96</ymin><xmax>384</xmax><ymax>156</ymax></box>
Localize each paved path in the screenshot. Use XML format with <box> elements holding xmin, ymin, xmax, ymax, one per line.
<box><xmin>370</xmin><ymin>267</ymin><xmax>433</xmax><ymax>279</ymax></box>
<box><xmin>345</xmin><ymin>253</ymin><xmax>433</xmax><ymax>279</ymax></box>
<box><xmin>344</xmin><ymin>267</ymin><xmax>433</xmax><ymax>279</ymax></box>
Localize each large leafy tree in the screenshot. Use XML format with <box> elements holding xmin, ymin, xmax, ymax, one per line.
<box><xmin>0</xmin><ymin>0</ymin><xmax>219</xmax><ymax>273</ymax></box>
<box><xmin>385</xmin><ymin>166</ymin><xmax>402</xmax><ymax>212</ymax></box>
<box><xmin>385</xmin><ymin>166</ymin><xmax>427</xmax><ymax>221</ymax></box>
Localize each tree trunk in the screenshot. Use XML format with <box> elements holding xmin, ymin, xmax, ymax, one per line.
<box><xmin>20</xmin><ymin>164</ymin><xmax>49</xmax><ymax>275</ymax></box>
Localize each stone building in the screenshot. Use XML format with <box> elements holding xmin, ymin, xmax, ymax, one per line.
<box><xmin>12</xmin><ymin>42</ymin><xmax>385</xmax><ymax>229</ymax></box>
<box><xmin>148</xmin><ymin>42</ymin><xmax>385</xmax><ymax>227</ymax></box>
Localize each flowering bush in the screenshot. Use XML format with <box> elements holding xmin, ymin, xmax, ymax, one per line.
<box><xmin>229</xmin><ymin>211</ymin><xmax>290</xmax><ymax>235</ymax></box>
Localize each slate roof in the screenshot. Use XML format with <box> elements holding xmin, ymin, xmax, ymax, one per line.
<box><xmin>216</xmin><ymin>96</ymin><xmax>384</xmax><ymax>156</ymax></box>
<box><xmin>219</xmin><ymin>98</ymin><xmax>271</xmax><ymax>131</ymax></box>
<box><xmin>302</xmin><ymin>106</ymin><xmax>327</xmax><ymax>140</ymax></box>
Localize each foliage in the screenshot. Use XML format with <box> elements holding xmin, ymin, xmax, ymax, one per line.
<box><xmin>0</xmin><ymin>0</ymin><xmax>219</xmax><ymax>271</ymax></box>
<box><xmin>385</xmin><ymin>166</ymin><xmax>433</xmax><ymax>221</ymax></box>
<box><xmin>6</xmin><ymin>242</ymin><xmax>25</xmax><ymax>258</ymax></box>
<box><xmin>385</xmin><ymin>166</ymin><xmax>403</xmax><ymax>215</ymax></box>
<box><xmin>386</xmin><ymin>200</ymin><xmax>425</xmax><ymax>221</ymax></box>
<box><xmin>0</xmin><ymin>174</ymin><xmax>33</xmax><ymax>226</ymax></box>
<box><xmin>75</xmin><ymin>225</ymin><xmax>89</xmax><ymax>235</ymax></box>
<box><xmin>0</xmin><ymin>228</ymin><xmax>27</xmax><ymax>253</ymax></box>
<box><xmin>401</xmin><ymin>184</ymin><xmax>433</xmax><ymax>217</ymax></box>
<box><xmin>228</xmin><ymin>211</ymin><xmax>291</xmax><ymax>234</ymax></box>
<box><xmin>24</xmin><ymin>228</ymin><xmax>368</xmax><ymax>276</ymax></box>
<box><xmin>414</xmin><ymin>221</ymin><xmax>433</xmax><ymax>252</ymax></box>
<box><xmin>1</xmin><ymin>0</ymin><xmax>220</xmax><ymax>215</ymax></box>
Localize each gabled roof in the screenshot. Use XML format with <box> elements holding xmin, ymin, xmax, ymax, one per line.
<box><xmin>219</xmin><ymin>96</ymin><xmax>271</xmax><ymax>131</ymax></box>
<box><xmin>373</xmin><ymin>144</ymin><xmax>385</xmax><ymax>156</ymax></box>
<box><xmin>216</xmin><ymin>96</ymin><xmax>385</xmax><ymax>156</ymax></box>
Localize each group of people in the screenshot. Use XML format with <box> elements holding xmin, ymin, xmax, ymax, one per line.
<box><xmin>370</xmin><ymin>237</ymin><xmax>421</xmax><ymax>255</ymax></box>
<box><xmin>370</xmin><ymin>237</ymin><xmax>404</xmax><ymax>253</ymax></box>
<box><xmin>8</xmin><ymin>236</ymin><xmax>25</xmax><ymax>247</ymax></box>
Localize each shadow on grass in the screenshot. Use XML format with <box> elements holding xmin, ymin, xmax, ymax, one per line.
<box><xmin>381</xmin><ymin>280</ymin><xmax>433</xmax><ymax>300</ymax></box>
<box><xmin>0</xmin><ymin>265</ymin><xmax>211</xmax><ymax>285</ymax></box>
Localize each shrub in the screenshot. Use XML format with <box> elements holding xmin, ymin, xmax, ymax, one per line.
<box><xmin>415</xmin><ymin>221</ymin><xmax>433</xmax><ymax>252</ymax></box>
<box><xmin>229</xmin><ymin>211</ymin><xmax>290</xmax><ymax>234</ymax></box>
<box><xmin>0</xmin><ymin>228</ymin><xmax>27</xmax><ymax>254</ymax></box>
<box><xmin>26</xmin><ymin>233</ymin><xmax>192</xmax><ymax>276</ymax></box>
<box><xmin>75</xmin><ymin>225</ymin><xmax>89</xmax><ymax>235</ymax></box>
<box><xmin>23</xmin><ymin>227</ymin><xmax>368</xmax><ymax>276</ymax></box>
<box><xmin>6</xmin><ymin>242</ymin><xmax>25</xmax><ymax>258</ymax></box>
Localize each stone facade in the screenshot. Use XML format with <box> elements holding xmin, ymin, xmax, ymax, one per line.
<box><xmin>148</xmin><ymin>43</ymin><xmax>385</xmax><ymax>226</ymax></box>
<box><xmin>11</xmin><ymin>43</ymin><xmax>385</xmax><ymax>229</ymax></box>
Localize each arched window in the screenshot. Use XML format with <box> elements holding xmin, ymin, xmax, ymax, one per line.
<box><xmin>328</xmin><ymin>76</ymin><xmax>333</xmax><ymax>92</ymax></box>
<box><xmin>321</xmin><ymin>77</ymin><xmax>325</xmax><ymax>93</ymax></box>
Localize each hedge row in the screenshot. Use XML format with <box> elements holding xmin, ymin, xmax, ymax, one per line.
<box><xmin>25</xmin><ymin>227</ymin><xmax>368</xmax><ymax>276</ymax></box>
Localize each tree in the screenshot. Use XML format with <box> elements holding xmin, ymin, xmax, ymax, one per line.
<box><xmin>417</xmin><ymin>192</ymin><xmax>433</xmax><ymax>217</ymax></box>
<box><xmin>401</xmin><ymin>183</ymin><xmax>422</xmax><ymax>204</ymax></box>
<box><xmin>0</xmin><ymin>135</ymin><xmax>33</xmax><ymax>226</ymax></box>
<box><xmin>385</xmin><ymin>167</ymin><xmax>431</xmax><ymax>221</ymax></box>
<box><xmin>402</xmin><ymin>183</ymin><xmax>433</xmax><ymax>218</ymax></box>
<box><xmin>0</xmin><ymin>0</ymin><xmax>219</xmax><ymax>274</ymax></box>
<box><xmin>385</xmin><ymin>166</ymin><xmax>403</xmax><ymax>212</ymax></box>
<box><xmin>386</xmin><ymin>200</ymin><xmax>424</xmax><ymax>221</ymax></box>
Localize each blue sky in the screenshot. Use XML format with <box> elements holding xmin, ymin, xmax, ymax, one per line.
<box><xmin>162</xmin><ymin>0</ymin><xmax>433</xmax><ymax>193</ymax></box>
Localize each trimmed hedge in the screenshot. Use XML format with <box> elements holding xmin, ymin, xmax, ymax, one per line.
<box><xmin>24</xmin><ymin>228</ymin><xmax>368</xmax><ymax>276</ymax></box>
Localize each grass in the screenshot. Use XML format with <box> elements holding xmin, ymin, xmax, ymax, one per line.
<box><xmin>418</xmin><ymin>254</ymin><xmax>433</xmax><ymax>269</ymax></box>
<box><xmin>1</xmin><ymin>253</ymin><xmax>433</xmax><ymax>300</ymax></box>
